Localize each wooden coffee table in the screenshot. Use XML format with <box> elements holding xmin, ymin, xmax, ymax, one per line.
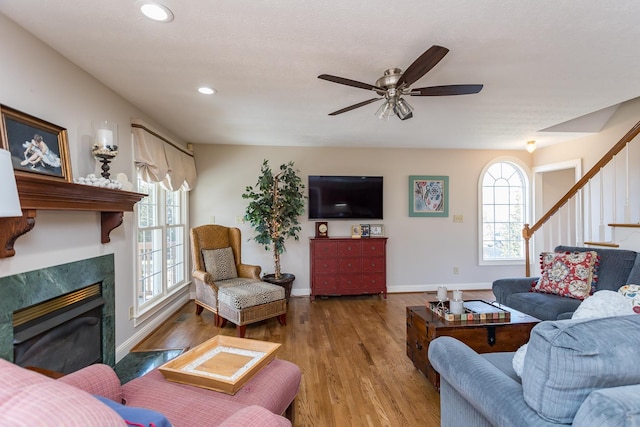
<box><xmin>406</xmin><ymin>301</ymin><xmax>540</xmax><ymax>390</ymax></box>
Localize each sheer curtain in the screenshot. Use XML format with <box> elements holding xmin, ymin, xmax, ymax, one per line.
<box><xmin>131</xmin><ymin>119</ymin><xmax>197</xmax><ymax>190</ymax></box>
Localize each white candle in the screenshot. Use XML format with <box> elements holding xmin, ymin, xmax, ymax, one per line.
<box><xmin>450</xmin><ymin>299</ymin><xmax>464</xmax><ymax>315</ymax></box>
<box><xmin>453</xmin><ymin>290</ymin><xmax>463</xmax><ymax>301</ymax></box>
<box><xmin>97</xmin><ymin>129</ymin><xmax>113</xmax><ymax>147</ymax></box>
<box><xmin>437</xmin><ymin>286</ymin><xmax>448</xmax><ymax>301</ymax></box>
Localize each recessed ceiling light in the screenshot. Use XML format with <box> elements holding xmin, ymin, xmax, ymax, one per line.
<box><xmin>198</xmin><ymin>87</ymin><xmax>216</xmax><ymax>95</ymax></box>
<box><xmin>138</xmin><ymin>1</ymin><xmax>174</xmax><ymax>23</ymax></box>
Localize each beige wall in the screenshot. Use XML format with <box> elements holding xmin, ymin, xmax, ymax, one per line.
<box><xmin>0</xmin><ymin>13</ymin><xmax>188</xmax><ymax>360</ymax></box>
<box><xmin>190</xmin><ymin>144</ymin><xmax>533</xmax><ymax>295</ymax></box>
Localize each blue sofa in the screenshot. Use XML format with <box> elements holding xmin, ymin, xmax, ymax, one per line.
<box><xmin>428</xmin><ymin>314</ymin><xmax>640</xmax><ymax>427</ymax></box>
<box><xmin>493</xmin><ymin>245</ymin><xmax>640</xmax><ymax>320</ymax></box>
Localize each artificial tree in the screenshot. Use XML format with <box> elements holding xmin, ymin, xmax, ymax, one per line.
<box><xmin>242</xmin><ymin>160</ymin><xmax>305</xmax><ymax>297</ymax></box>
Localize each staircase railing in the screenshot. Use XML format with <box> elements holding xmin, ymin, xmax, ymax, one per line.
<box><xmin>522</xmin><ymin>120</ymin><xmax>640</xmax><ymax>276</ymax></box>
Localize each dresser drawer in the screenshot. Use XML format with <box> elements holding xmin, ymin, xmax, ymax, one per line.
<box><xmin>362</xmin><ymin>240</ymin><xmax>386</xmax><ymax>256</ymax></box>
<box><xmin>362</xmin><ymin>273</ymin><xmax>385</xmax><ymax>291</ymax></box>
<box><xmin>338</xmin><ymin>258</ymin><xmax>361</xmax><ymax>273</ymax></box>
<box><xmin>313</xmin><ymin>275</ymin><xmax>338</xmax><ymax>292</ymax></box>
<box><xmin>362</xmin><ymin>257</ymin><xmax>384</xmax><ymax>273</ymax></box>
<box><xmin>313</xmin><ymin>258</ymin><xmax>338</xmax><ymax>274</ymax></box>
<box><xmin>338</xmin><ymin>241</ymin><xmax>362</xmax><ymax>257</ymax></box>
<box><xmin>338</xmin><ymin>274</ymin><xmax>362</xmax><ymax>290</ymax></box>
<box><xmin>313</xmin><ymin>240</ymin><xmax>338</xmax><ymax>258</ymax></box>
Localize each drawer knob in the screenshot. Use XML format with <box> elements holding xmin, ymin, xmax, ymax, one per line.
<box><xmin>416</xmin><ymin>341</ymin><xmax>423</xmax><ymax>350</ymax></box>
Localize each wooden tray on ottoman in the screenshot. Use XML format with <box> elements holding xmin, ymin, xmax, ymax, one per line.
<box><xmin>159</xmin><ymin>336</ymin><xmax>280</xmax><ymax>395</ymax></box>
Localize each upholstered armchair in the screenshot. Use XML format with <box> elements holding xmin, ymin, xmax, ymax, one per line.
<box><xmin>190</xmin><ymin>224</ymin><xmax>286</xmax><ymax>337</ymax></box>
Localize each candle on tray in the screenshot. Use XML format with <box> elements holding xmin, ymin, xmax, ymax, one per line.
<box><xmin>437</xmin><ymin>286</ymin><xmax>448</xmax><ymax>301</ymax></box>
<box><xmin>452</xmin><ymin>290</ymin><xmax>463</xmax><ymax>301</ymax></box>
<box><xmin>450</xmin><ymin>299</ymin><xmax>464</xmax><ymax>314</ymax></box>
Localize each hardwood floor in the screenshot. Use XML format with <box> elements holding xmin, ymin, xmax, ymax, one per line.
<box><xmin>134</xmin><ymin>290</ymin><xmax>494</xmax><ymax>427</ymax></box>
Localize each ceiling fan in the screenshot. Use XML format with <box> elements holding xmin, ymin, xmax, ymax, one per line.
<box><xmin>318</xmin><ymin>45</ymin><xmax>483</xmax><ymax>121</ymax></box>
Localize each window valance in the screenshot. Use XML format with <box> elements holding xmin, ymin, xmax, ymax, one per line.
<box><xmin>131</xmin><ymin>119</ymin><xmax>197</xmax><ymax>191</ymax></box>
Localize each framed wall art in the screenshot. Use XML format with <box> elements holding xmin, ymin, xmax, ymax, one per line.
<box><xmin>0</xmin><ymin>105</ymin><xmax>72</xmax><ymax>182</ymax></box>
<box><xmin>409</xmin><ymin>175</ymin><xmax>449</xmax><ymax>217</ymax></box>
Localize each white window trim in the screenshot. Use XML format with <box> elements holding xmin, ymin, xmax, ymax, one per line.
<box><xmin>478</xmin><ymin>156</ymin><xmax>532</xmax><ymax>266</ymax></box>
<box><xmin>133</xmin><ymin>181</ymin><xmax>191</xmax><ymax>324</ymax></box>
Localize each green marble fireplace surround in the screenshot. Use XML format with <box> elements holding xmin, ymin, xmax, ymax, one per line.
<box><xmin>0</xmin><ymin>254</ymin><xmax>115</xmax><ymax>366</ymax></box>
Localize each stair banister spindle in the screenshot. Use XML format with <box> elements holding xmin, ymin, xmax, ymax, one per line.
<box><xmin>613</xmin><ymin>156</ymin><xmax>617</xmax><ymax>223</ymax></box>
<box><xmin>599</xmin><ymin>168</ymin><xmax>605</xmax><ymax>241</ymax></box>
<box><xmin>625</xmin><ymin>142</ymin><xmax>631</xmax><ymax>222</ymax></box>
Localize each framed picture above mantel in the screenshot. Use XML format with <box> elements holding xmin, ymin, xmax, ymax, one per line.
<box><xmin>0</xmin><ymin>105</ymin><xmax>72</xmax><ymax>182</ymax></box>
<box><xmin>409</xmin><ymin>175</ymin><xmax>449</xmax><ymax>217</ymax></box>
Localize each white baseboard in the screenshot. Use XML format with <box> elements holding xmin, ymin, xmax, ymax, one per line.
<box><xmin>290</xmin><ymin>282</ymin><xmax>491</xmax><ymax>297</ymax></box>
<box><xmin>389</xmin><ymin>283</ymin><xmax>492</xmax><ymax>293</ymax></box>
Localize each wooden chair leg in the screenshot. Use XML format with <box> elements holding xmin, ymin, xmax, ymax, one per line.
<box><xmin>195</xmin><ymin>304</ymin><xmax>204</xmax><ymax>315</ymax></box>
<box><xmin>236</xmin><ymin>325</ymin><xmax>247</xmax><ymax>338</ymax></box>
<box><xmin>277</xmin><ymin>314</ymin><xmax>287</xmax><ymax>326</ymax></box>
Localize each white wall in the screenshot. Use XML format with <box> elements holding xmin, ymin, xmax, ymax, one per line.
<box><xmin>190</xmin><ymin>144</ymin><xmax>533</xmax><ymax>295</ymax></box>
<box><xmin>0</xmin><ymin>14</ymin><xmax>188</xmax><ymax>359</ymax></box>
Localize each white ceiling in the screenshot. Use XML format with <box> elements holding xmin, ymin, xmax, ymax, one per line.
<box><xmin>2</xmin><ymin>1</ymin><xmax>640</xmax><ymax>150</ymax></box>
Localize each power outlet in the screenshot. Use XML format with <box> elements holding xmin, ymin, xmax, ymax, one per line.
<box><xmin>453</xmin><ymin>214</ymin><xmax>463</xmax><ymax>223</ymax></box>
<box><xmin>210</xmin><ymin>216</ymin><xmax>215</xmax><ymax>224</ymax></box>
<box><xmin>129</xmin><ymin>306</ymin><xmax>134</xmax><ymax>319</ymax></box>
<box><xmin>453</xmin><ymin>267</ymin><xmax>460</xmax><ymax>275</ymax></box>
<box><xmin>236</xmin><ymin>215</ymin><xmax>245</xmax><ymax>224</ymax></box>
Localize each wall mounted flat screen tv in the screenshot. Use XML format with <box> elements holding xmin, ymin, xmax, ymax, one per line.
<box><xmin>308</xmin><ymin>175</ymin><xmax>383</xmax><ymax>220</ymax></box>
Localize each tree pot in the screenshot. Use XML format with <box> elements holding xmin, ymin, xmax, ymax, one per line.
<box><xmin>262</xmin><ymin>273</ymin><xmax>295</xmax><ymax>302</ymax></box>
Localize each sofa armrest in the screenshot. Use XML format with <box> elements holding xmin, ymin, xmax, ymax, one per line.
<box><xmin>428</xmin><ymin>337</ymin><xmax>558</xmax><ymax>427</ymax></box>
<box><xmin>492</xmin><ymin>277</ymin><xmax>537</xmax><ymax>304</ymax></box>
<box><xmin>57</xmin><ymin>363</ymin><xmax>123</xmax><ymax>403</ymax></box>
<box><xmin>574</xmin><ymin>384</ymin><xmax>640</xmax><ymax>427</ymax></box>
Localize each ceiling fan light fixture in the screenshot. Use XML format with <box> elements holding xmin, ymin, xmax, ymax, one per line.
<box><xmin>526</xmin><ymin>140</ymin><xmax>536</xmax><ymax>153</ymax></box>
<box><xmin>394</xmin><ymin>98</ymin><xmax>414</xmax><ymax>120</ymax></box>
<box><xmin>375</xmin><ymin>101</ymin><xmax>395</xmax><ymax>120</ymax></box>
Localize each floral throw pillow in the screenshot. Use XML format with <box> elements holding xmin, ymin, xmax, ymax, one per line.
<box><xmin>619</xmin><ymin>284</ymin><xmax>640</xmax><ymax>313</ymax></box>
<box><xmin>531</xmin><ymin>251</ymin><xmax>599</xmax><ymax>300</ymax></box>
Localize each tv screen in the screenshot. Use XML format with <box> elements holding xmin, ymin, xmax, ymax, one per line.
<box><xmin>308</xmin><ymin>176</ymin><xmax>383</xmax><ymax>220</ymax></box>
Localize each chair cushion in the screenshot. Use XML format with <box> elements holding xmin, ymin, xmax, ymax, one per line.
<box><xmin>202</xmin><ymin>247</ymin><xmax>238</xmax><ymax>281</ymax></box>
<box><xmin>522</xmin><ymin>314</ymin><xmax>640</xmax><ymax>424</ymax></box>
<box><xmin>218</xmin><ymin>282</ymin><xmax>285</xmax><ymax>309</ymax></box>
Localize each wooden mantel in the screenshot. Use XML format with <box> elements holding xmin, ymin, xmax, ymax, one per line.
<box><xmin>0</xmin><ymin>174</ymin><xmax>146</xmax><ymax>258</ymax></box>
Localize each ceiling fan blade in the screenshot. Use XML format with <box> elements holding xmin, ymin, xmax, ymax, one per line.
<box><xmin>318</xmin><ymin>74</ymin><xmax>384</xmax><ymax>92</ymax></box>
<box><xmin>397</xmin><ymin>45</ymin><xmax>449</xmax><ymax>88</ymax></box>
<box><xmin>328</xmin><ymin>98</ymin><xmax>382</xmax><ymax>116</ymax></box>
<box><xmin>409</xmin><ymin>84</ymin><xmax>484</xmax><ymax>96</ymax></box>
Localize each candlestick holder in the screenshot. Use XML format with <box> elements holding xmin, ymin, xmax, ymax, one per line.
<box><xmin>92</xmin><ymin>121</ymin><xmax>118</xmax><ymax>179</ymax></box>
<box><xmin>436</xmin><ymin>285</ymin><xmax>448</xmax><ymax>311</ymax></box>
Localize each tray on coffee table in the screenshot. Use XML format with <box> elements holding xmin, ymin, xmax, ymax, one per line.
<box><xmin>428</xmin><ymin>299</ymin><xmax>510</xmax><ymax>322</ymax></box>
<box><xmin>159</xmin><ymin>335</ymin><xmax>280</xmax><ymax>395</ymax></box>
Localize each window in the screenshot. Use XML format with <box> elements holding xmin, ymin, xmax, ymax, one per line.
<box><xmin>135</xmin><ymin>178</ymin><xmax>188</xmax><ymax>313</ymax></box>
<box><xmin>479</xmin><ymin>160</ymin><xmax>529</xmax><ymax>263</ymax></box>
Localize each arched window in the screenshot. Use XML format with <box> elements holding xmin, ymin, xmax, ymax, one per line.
<box><xmin>479</xmin><ymin>159</ymin><xmax>529</xmax><ymax>264</ymax></box>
